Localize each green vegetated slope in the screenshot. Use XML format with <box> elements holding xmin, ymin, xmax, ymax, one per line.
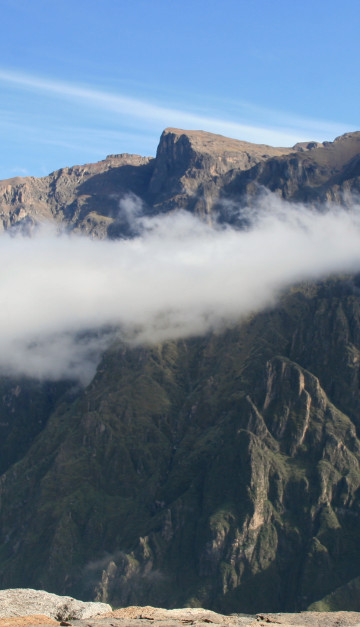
<box><xmin>0</xmin><ymin>378</ymin><xmax>74</xmax><ymax>475</ymax></box>
<box><xmin>308</xmin><ymin>575</ymin><xmax>360</xmax><ymax>611</ymax></box>
<box><xmin>1</xmin><ymin>278</ymin><xmax>360</xmax><ymax>612</ymax></box>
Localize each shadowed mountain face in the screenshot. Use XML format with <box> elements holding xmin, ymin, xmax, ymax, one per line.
<box><xmin>2</xmin><ymin>130</ymin><xmax>360</xmax><ymax>613</ymax></box>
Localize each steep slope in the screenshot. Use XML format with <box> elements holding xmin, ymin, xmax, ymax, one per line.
<box><xmin>0</xmin><ymin>377</ymin><xmax>72</xmax><ymax>475</ymax></box>
<box><xmin>2</xmin><ymin>280</ymin><xmax>360</xmax><ymax>612</ymax></box>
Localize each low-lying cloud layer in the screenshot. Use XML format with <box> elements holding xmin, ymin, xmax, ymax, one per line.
<box><xmin>3</xmin><ymin>195</ymin><xmax>360</xmax><ymax>383</ymax></box>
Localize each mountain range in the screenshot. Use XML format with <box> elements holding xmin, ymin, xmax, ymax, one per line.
<box><xmin>3</xmin><ymin>128</ymin><xmax>360</xmax><ymax>236</ymax></box>
<box><xmin>1</xmin><ymin>129</ymin><xmax>360</xmax><ymax>613</ymax></box>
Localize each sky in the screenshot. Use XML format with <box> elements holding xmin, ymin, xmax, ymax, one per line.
<box><xmin>1</xmin><ymin>0</ymin><xmax>360</xmax><ymax>179</ymax></box>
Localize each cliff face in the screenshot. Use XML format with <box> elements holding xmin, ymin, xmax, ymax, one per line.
<box><xmin>1</xmin><ymin>280</ymin><xmax>360</xmax><ymax>612</ymax></box>
<box><xmin>147</xmin><ymin>128</ymin><xmax>296</xmax><ymax>217</ymax></box>
<box><xmin>2</xmin><ymin>130</ymin><xmax>360</xmax><ymax>613</ymax></box>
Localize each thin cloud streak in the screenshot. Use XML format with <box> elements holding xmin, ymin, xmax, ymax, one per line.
<box><xmin>0</xmin><ymin>115</ymin><xmax>156</xmax><ymax>161</ymax></box>
<box><xmin>0</xmin><ymin>68</ymin><xmax>342</xmax><ymax>146</ymax></box>
<box><xmin>218</xmin><ymin>97</ymin><xmax>352</xmax><ymax>137</ymax></box>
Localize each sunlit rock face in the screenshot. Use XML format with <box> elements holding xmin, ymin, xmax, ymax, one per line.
<box><xmin>2</xmin><ymin>130</ymin><xmax>360</xmax><ymax>613</ymax></box>
<box><xmin>4</xmin><ymin>128</ymin><xmax>360</xmax><ymax>236</ymax></box>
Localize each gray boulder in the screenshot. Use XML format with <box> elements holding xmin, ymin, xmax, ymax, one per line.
<box><xmin>0</xmin><ymin>588</ymin><xmax>111</xmax><ymax>620</ymax></box>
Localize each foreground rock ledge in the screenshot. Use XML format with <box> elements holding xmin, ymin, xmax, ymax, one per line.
<box><xmin>1</xmin><ymin>593</ymin><xmax>360</xmax><ymax>627</ymax></box>
<box><xmin>100</xmin><ymin>608</ymin><xmax>360</xmax><ymax>626</ymax></box>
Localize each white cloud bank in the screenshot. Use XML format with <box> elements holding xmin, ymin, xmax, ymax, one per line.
<box><xmin>2</xmin><ymin>196</ymin><xmax>360</xmax><ymax>383</ymax></box>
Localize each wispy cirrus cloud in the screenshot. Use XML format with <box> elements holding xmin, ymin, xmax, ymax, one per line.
<box><xmin>0</xmin><ymin>113</ymin><xmax>155</xmax><ymax>155</ymax></box>
<box><xmin>0</xmin><ymin>68</ymin><xmax>349</xmax><ymax>147</ymax></box>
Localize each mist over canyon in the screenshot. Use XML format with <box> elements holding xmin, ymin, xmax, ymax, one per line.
<box><xmin>4</xmin><ymin>196</ymin><xmax>360</xmax><ymax>382</ymax></box>
<box><xmin>2</xmin><ymin>128</ymin><xmax>360</xmax><ymax>613</ymax></box>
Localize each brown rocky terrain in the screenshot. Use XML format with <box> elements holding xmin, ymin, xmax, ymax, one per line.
<box><xmin>0</xmin><ymin>127</ymin><xmax>331</xmax><ymax>237</ymax></box>
<box><xmin>0</xmin><ymin>153</ymin><xmax>152</xmax><ymax>237</ymax></box>
<box><xmin>221</xmin><ymin>131</ymin><xmax>360</xmax><ymax>207</ymax></box>
<box><xmin>2</xmin><ymin>128</ymin><xmax>360</xmax><ymax>238</ymax></box>
<box><xmin>2</xmin><ymin>606</ymin><xmax>360</xmax><ymax>627</ymax></box>
<box><xmin>0</xmin><ymin>617</ymin><xmax>58</xmax><ymax>627</ymax></box>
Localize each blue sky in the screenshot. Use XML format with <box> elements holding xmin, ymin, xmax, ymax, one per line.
<box><xmin>1</xmin><ymin>0</ymin><xmax>359</xmax><ymax>179</ymax></box>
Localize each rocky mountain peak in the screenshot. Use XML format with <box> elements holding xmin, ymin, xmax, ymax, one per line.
<box><xmin>150</xmin><ymin>128</ymin><xmax>297</xmax><ymax>190</ymax></box>
<box><xmin>148</xmin><ymin>128</ymin><xmax>301</xmax><ymax>215</ymax></box>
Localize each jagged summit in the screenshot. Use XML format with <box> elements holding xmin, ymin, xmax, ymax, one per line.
<box><xmin>149</xmin><ymin>128</ymin><xmax>298</xmax><ymax>203</ymax></box>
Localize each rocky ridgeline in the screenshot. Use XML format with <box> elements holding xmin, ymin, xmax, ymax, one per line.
<box><xmin>1</xmin><ymin>590</ymin><xmax>360</xmax><ymax>627</ymax></box>
<box><xmin>2</xmin><ymin>127</ymin><xmax>360</xmax><ymax>236</ymax></box>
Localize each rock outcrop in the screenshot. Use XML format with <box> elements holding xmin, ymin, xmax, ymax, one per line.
<box><xmin>147</xmin><ymin>128</ymin><xmax>296</xmax><ymax>217</ymax></box>
<box><xmin>0</xmin><ymin>589</ymin><xmax>111</xmax><ymax>620</ymax></box>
